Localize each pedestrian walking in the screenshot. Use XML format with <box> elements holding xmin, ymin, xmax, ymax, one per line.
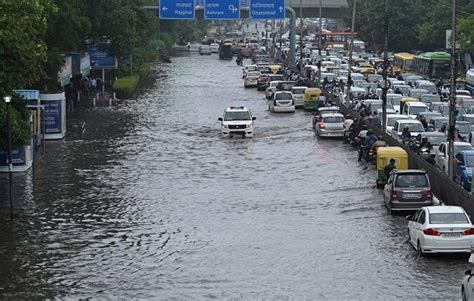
<box><xmin>91</xmin><ymin>77</ymin><xmax>97</xmax><ymax>94</ymax></box>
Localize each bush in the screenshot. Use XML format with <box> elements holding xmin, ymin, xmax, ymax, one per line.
<box><xmin>112</xmin><ymin>75</ymin><xmax>140</xmax><ymax>99</ymax></box>
<box><xmin>0</xmin><ymin>96</ymin><xmax>31</xmax><ymax>151</ymax></box>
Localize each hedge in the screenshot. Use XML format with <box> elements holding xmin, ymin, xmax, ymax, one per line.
<box><xmin>112</xmin><ymin>75</ymin><xmax>140</xmax><ymax>99</ymax></box>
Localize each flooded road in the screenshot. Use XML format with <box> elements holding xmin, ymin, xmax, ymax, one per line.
<box><xmin>0</xmin><ymin>53</ymin><xmax>469</xmax><ymax>299</ymax></box>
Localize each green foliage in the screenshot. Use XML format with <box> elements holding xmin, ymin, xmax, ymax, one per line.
<box><xmin>0</xmin><ymin>0</ymin><xmax>56</xmax><ymax>96</ymax></box>
<box><xmin>0</xmin><ymin>96</ymin><xmax>32</xmax><ymax>151</ymax></box>
<box><xmin>112</xmin><ymin>75</ymin><xmax>140</xmax><ymax>99</ymax></box>
<box><xmin>343</xmin><ymin>0</ymin><xmax>474</xmax><ymax>53</ymax></box>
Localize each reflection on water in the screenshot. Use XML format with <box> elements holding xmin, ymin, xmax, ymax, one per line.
<box><xmin>0</xmin><ymin>54</ymin><xmax>467</xmax><ymax>299</ymax></box>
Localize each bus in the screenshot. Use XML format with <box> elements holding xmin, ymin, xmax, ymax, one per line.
<box><xmin>392</xmin><ymin>53</ymin><xmax>416</xmax><ymax>75</ymax></box>
<box><xmin>414</xmin><ymin>52</ymin><xmax>451</xmax><ymax>80</ymax></box>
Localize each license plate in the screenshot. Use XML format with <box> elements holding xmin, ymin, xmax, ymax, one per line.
<box><xmin>442</xmin><ymin>232</ymin><xmax>461</xmax><ymax>237</ymax></box>
<box><xmin>403</xmin><ymin>193</ymin><xmax>421</xmax><ymax>199</ymax></box>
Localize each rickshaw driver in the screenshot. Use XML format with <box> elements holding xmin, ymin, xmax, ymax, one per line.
<box><xmin>384</xmin><ymin>158</ymin><xmax>397</xmax><ymax>180</ymax></box>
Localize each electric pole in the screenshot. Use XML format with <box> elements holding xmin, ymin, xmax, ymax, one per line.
<box><xmin>299</xmin><ymin>0</ymin><xmax>304</xmax><ymax>76</ymax></box>
<box><xmin>345</xmin><ymin>0</ymin><xmax>356</xmax><ymax>103</ymax></box>
<box><xmin>381</xmin><ymin>0</ymin><xmax>389</xmax><ymax>132</ymax></box>
<box><xmin>448</xmin><ymin>0</ymin><xmax>457</xmax><ymax>179</ymax></box>
<box><xmin>317</xmin><ymin>0</ymin><xmax>322</xmax><ymax>87</ymax></box>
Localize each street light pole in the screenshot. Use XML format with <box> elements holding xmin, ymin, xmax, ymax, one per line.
<box><xmin>299</xmin><ymin>0</ymin><xmax>304</xmax><ymax>76</ymax></box>
<box><xmin>345</xmin><ymin>0</ymin><xmax>356</xmax><ymax>103</ymax></box>
<box><xmin>448</xmin><ymin>0</ymin><xmax>457</xmax><ymax>179</ymax></box>
<box><xmin>381</xmin><ymin>0</ymin><xmax>389</xmax><ymax>133</ymax></box>
<box><xmin>4</xmin><ymin>96</ymin><xmax>13</xmax><ymax>219</ymax></box>
<box><xmin>317</xmin><ymin>0</ymin><xmax>322</xmax><ymax>87</ymax></box>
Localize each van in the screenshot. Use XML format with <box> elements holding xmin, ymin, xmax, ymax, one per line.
<box><xmin>403</xmin><ymin>102</ymin><xmax>429</xmax><ymax>119</ymax></box>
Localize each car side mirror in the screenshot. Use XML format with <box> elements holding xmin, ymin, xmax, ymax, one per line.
<box><xmin>406</xmin><ymin>215</ymin><xmax>412</xmax><ymax>221</ymax></box>
<box><xmin>466</xmin><ymin>269</ymin><xmax>472</xmax><ymax>276</ymax></box>
<box><xmin>252</xmin><ymin>117</ymin><xmax>256</xmax><ymax>120</ymax></box>
<box><xmin>218</xmin><ymin>117</ymin><xmax>223</xmax><ymax>121</ymax></box>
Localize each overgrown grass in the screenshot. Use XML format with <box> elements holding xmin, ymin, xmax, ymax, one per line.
<box><xmin>112</xmin><ymin>75</ymin><xmax>140</xmax><ymax>99</ymax></box>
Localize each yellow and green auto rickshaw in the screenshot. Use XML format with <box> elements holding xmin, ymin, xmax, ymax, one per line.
<box><xmin>303</xmin><ymin>88</ymin><xmax>321</xmax><ymax>111</ymax></box>
<box><xmin>376</xmin><ymin>146</ymin><xmax>408</xmax><ymax>188</ymax></box>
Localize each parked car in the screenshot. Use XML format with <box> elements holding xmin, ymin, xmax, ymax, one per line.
<box><xmin>266</xmin><ymin>80</ymin><xmax>282</xmax><ymax>100</ymax></box>
<box><xmin>386</xmin><ymin>114</ymin><xmax>409</xmax><ymax>136</ymax></box>
<box><xmin>210</xmin><ymin>43</ymin><xmax>219</xmax><ymax>53</ymax></box>
<box><xmin>242</xmin><ymin>64</ymin><xmax>257</xmax><ymax>78</ymax></box>
<box><xmin>315</xmin><ymin>113</ymin><xmax>345</xmax><ymax>138</ymax></box>
<box><xmin>434</xmin><ymin>141</ymin><xmax>473</xmax><ymax>174</ymax></box>
<box><xmin>199</xmin><ymin>45</ymin><xmax>212</xmax><ymax>55</ymax></box>
<box><xmin>407</xmin><ymin>206</ymin><xmax>474</xmax><ymax>256</ymax></box>
<box><xmin>383</xmin><ymin>169</ymin><xmax>433</xmax><ymax>214</ymax></box>
<box><xmin>269</xmin><ymin>91</ymin><xmax>295</xmax><ymax>113</ymax></box>
<box><xmin>256</xmin><ymin>74</ymin><xmax>270</xmax><ymax>91</ymax></box>
<box><xmin>429</xmin><ymin>116</ymin><xmax>448</xmax><ymax>131</ymax></box>
<box><xmin>291</xmin><ymin>86</ymin><xmax>307</xmax><ymax>109</ymax></box>
<box><xmin>391</xmin><ymin>119</ymin><xmax>425</xmax><ymax>142</ymax></box>
<box><xmin>454</xmin><ymin>150</ymin><xmax>474</xmax><ymax>191</ymax></box>
<box><xmin>312</xmin><ymin>107</ymin><xmax>340</xmax><ymax>129</ymax></box>
<box><xmin>218</xmin><ymin>106</ymin><xmax>256</xmax><ymax>138</ymax></box>
<box><xmin>402</xmin><ymin>102</ymin><xmax>429</xmax><ymax>119</ymax></box>
<box><xmin>244</xmin><ymin>71</ymin><xmax>261</xmax><ymax>88</ymax></box>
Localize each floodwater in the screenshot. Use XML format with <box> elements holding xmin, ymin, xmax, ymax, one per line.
<box><xmin>0</xmin><ymin>53</ymin><xmax>468</xmax><ymax>299</ymax></box>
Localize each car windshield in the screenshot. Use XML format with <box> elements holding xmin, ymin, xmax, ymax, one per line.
<box><xmin>464</xmin><ymin>116</ymin><xmax>474</xmax><ymax>124</ymax></box>
<box><xmin>457</xmin><ymin>124</ymin><xmax>471</xmax><ymax>133</ymax></box>
<box><xmin>369</xmin><ymin>103</ymin><xmax>382</xmax><ymax>111</ymax></box>
<box><xmin>404</xmin><ymin>123</ymin><xmax>424</xmax><ymax>132</ymax></box>
<box><xmin>422</xmin><ymin>95</ymin><xmax>439</xmax><ymax>103</ymax></box>
<box><xmin>465</xmin><ymin>156</ymin><xmax>474</xmax><ymax>167</ymax></box>
<box><xmin>275</xmin><ymin>93</ymin><xmax>292</xmax><ymax>100</ymax></box>
<box><xmin>395</xmin><ymin>174</ymin><xmax>428</xmax><ymax>187</ymax></box>
<box><xmin>429</xmin><ymin>213</ymin><xmax>469</xmax><ymax>224</ymax></box>
<box><xmin>409</xmin><ymin>106</ymin><xmax>428</xmax><ymax>115</ymax></box>
<box><xmin>292</xmin><ymin>88</ymin><xmax>306</xmax><ymax>94</ymax></box>
<box><xmin>390</xmin><ymin>97</ymin><xmax>401</xmax><ymax>105</ymax></box>
<box><xmin>270</xmin><ymin>75</ymin><xmax>284</xmax><ymax>81</ymax></box>
<box><xmin>427</xmin><ymin>136</ymin><xmax>446</xmax><ymax>146</ymax></box>
<box><xmin>224</xmin><ymin>111</ymin><xmax>251</xmax><ymax>121</ymax></box>
<box><xmin>278</xmin><ymin>83</ymin><xmax>296</xmax><ymax>90</ymax></box>
<box><xmin>323</xmin><ymin>116</ymin><xmax>344</xmax><ymax>123</ymax></box>
<box><xmin>388</xmin><ymin>117</ymin><xmax>407</xmax><ymax>126</ymax></box>
<box><xmin>455</xmin><ymin>145</ymin><xmax>473</xmax><ymax>154</ymax></box>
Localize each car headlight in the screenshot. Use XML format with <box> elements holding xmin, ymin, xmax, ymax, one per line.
<box><xmin>246</xmin><ymin>123</ymin><xmax>253</xmax><ymax>128</ymax></box>
<box><xmin>222</xmin><ymin>124</ymin><xmax>228</xmax><ymax>128</ymax></box>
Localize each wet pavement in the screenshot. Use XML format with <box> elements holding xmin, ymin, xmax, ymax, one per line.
<box><xmin>0</xmin><ymin>53</ymin><xmax>469</xmax><ymax>299</ymax></box>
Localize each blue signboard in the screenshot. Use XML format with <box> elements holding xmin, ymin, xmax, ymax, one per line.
<box><xmin>250</xmin><ymin>0</ymin><xmax>285</xmax><ymax>19</ymax></box>
<box><xmin>205</xmin><ymin>0</ymin><xmax>240</xmax><ymax>20</ymax></box>
<box><xmin>42</xmin><ymin>99</ymin><xmax>62</xmax><ymax>134</ymax></box>
<box><xmin>160</xmin><ymin>0</ymin><xmax>196</xmax><ymax>20</ymax></box>
<box><xmin>90</xmin><ymin>47</ymin><xmax>117</xmax><ymax>69</ymax></box>
<box><xmin>0</xmin><ymin>148</ymin><xmax>26</xmax><ymax>166</ymax></box>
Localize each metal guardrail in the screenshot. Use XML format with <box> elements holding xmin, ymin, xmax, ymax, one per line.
<box><xmin>335</xmin><ymin>96</ymin><xmax>474</xmax><ymax>216</ymax></box>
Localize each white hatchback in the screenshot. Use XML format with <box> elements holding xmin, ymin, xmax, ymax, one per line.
<box><xmin>270</xmin><ymin>91</ymin><xmax>295</xmax><ymax>113</ymax></box>
<box><xmin>291</xmin><ymin>86</ymin><xmax>307</xmax><ymax>108</ymax></box>
<box><xmin>407</xmin><ymin>206</ymin><xmax>474</xmax><ymax>256</ymax></box>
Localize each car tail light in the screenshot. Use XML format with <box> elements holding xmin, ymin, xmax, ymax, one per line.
<box><xmin>463</xmin><ymin>228</ymin><xmax>474</xmax><ymax>235</ymax></box>
<box><xmin>426</xmin><ymin>189</ymin><xmax>433</xmax><ymax>199</ymax></box>
<box><xmin>391</xmin><ymin>190</ymin><xmax>397</xmax><ymax>200</ymax></box>
<box><xmin>319</xmin><ymin>123</ymin><xmax>326</xmax><ymax>129</ymax></box>
<box><xmin>423</xmin><ymin>228</ymin><xmax>441</xmax><ymax>236</ymax></box>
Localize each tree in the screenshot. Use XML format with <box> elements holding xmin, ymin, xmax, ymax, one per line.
<box><xmin>0</xmin><ymin>0</ymin><xmax>56</xmax><ymax>96</ymax></box>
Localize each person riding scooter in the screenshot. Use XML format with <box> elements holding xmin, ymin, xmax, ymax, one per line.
<box><xmin>401</xmin><ymin>126</ymin><xmax>411</xmax><ymax>144</ymax></box>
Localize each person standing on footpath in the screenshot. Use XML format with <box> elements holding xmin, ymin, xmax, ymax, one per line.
<box><xmin>91</xmin><ymin>77</ymin><xmax>97</xmax><ymax>94</ymax></box>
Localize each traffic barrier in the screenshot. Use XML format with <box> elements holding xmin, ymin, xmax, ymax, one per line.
<box><xmin>335</xmin><ymin>96</ymin><xmax>474</xmax><ymax>216</ymax></box>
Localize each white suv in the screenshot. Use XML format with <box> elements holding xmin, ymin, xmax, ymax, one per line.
<box><xmin>218</xmin><ymin>107</ymin><xmax>256</xmax><ymax>138</ymax></box>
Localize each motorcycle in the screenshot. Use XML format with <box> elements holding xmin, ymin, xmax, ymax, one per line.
<box><xmin>418</xmin><ymin>146</ymin><xmax>435</xmax><ymax>165</ymax></box>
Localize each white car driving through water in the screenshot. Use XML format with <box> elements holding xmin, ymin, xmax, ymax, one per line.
<box><xmin>218</xmin><ymin>106</ymin><xmax>256</xmax><ymax>138</ymax></box>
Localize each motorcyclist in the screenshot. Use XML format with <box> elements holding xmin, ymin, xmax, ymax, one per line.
<box><xmin>417</xmin><ymin>136</ymin><xmax>433</xmax><ymax>153</ymax></box>
<box><xmin>371</xmin><ymin>111</ymin><xmax>381</xmax><ymax>128</ymax></box>
<box><xmin>372</xmin><ymin>135</ymin><xmax>387</xmax><ymax>150</ymax></box>
<box><xmin>359</xmin><ymin>130</ymin><xmax>376</xmax><ymax>161</ymax></box>
<box><xmin>419</xmin><ymin>115</ymin><xmax>428</xmax><ymax>130</ymax></box>
<box><xmin>401</xmin><ymin>126</ymin><xmax>411</xmax><ymax>143</ymax></box>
